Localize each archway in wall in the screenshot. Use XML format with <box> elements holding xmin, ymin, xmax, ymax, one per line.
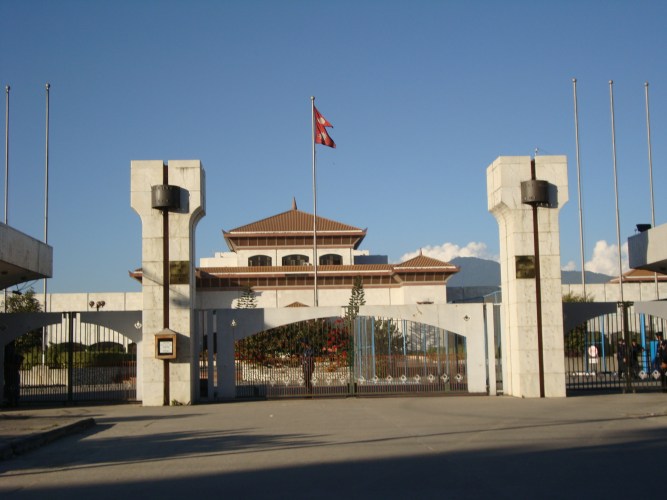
<box><xmin>229</xmin><ymin>316</ymin><xmax>468</xmax><ymax>399</ymax></box>
<box><xmin>2</xmin><ymin>312</ymin><xmax>139</xmax><ymax>404</ymax></box>
<box><xmin>195</xmin><ymin>303</ymin><xmax>495</xmax><ymax>402</ymax></box>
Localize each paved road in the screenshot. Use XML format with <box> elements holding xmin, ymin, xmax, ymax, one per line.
<box><xmin>1</xmin><ymin>394</ymin><xmax>666</xmax><ymax>499</ymax></box>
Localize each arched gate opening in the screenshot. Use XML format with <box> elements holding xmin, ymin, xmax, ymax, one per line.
<box><xmin>1</xmin><ymin>311</ymin><xmax>141</xmax><ymax>404</ymax></box>
<box><xmin>195</xmin><ymin>303</ymin><xmax>498</xmax><ymax>402</ymax></box>
<box><xmin>229</xmin><ymin>316</ymin><xmax>468</xmax><ymax>399</ymax></box>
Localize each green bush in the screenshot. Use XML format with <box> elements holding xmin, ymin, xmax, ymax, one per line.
<box><xmin>45</xmin><ymin>346</ymin><xmax>133</xmax><ymax>368</ymax></box>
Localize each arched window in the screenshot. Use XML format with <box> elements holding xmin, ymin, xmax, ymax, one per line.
<box><xmin>282</xmin><ymin>254</ymin><xmax>309</xmax><ymax>266</ymax></box>
<box><xmin>248</xmin><ymin>255</ymin><xmax>272</xmax><ymax>267</ymax></box>
<box><xmin>319</xmin><ymin>254</ymin><xmax>342</xmax><ymax>265</ymax></box>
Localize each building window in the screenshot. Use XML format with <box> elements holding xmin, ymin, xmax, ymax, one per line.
<box><xmin>282</xmin><ymin>254</ymin><xmax>309</xmax><ymax>266</ymax></box>
<box><xmin>248</xmin><ymin>255</ymin><xmax>272</xmax><ymax>267</ymax></box>
<box><xmin>319</xmin><ymin>254</ymin><xmax>342</xmax><ymax>266</ymax></box>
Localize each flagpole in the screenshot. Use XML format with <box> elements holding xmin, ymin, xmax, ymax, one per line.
<box><xmin>4</xmin><ymin>85</ymin><xmax>9</xmax><ymax>225</ymax></box>
<box><xmin>42</xmin><ymin>83</ymin><xmax>50</xmax><ymax>365</ymax></box>
<box><xmin>610</xmin><ymin>80</ymin><xmax>633</xmax><ymax>393</ymax></box>
<box><xmin>44</xmin><ymin>82</ymin><xmax>50</xmax><ymax>275</ymax></box>
<box><xmin>609</xmin><ymin>80</ymin><xmax>624</xmax><ymax>304</ymax></box>
<box><xmin>311</xmin><ymin>96</ymin><xmax>319</xmax><ymax>307</ymax></box>
<box><xmin>572</xmin><ymin>78</ymin><xmax>586</xmax><ymax>296</ymax></box>
<box><xmin>644</xmin><ymin>81</ymin><xmax>659</xmax><ymax>299</ymax></box>
<box><xmin>3</xmin><ymin>84</ymin><xmax>8</xmax><ymax>313</ymax></box>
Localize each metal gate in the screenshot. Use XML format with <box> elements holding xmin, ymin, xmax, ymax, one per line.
<box><xmin>230</xmin><ymin>316</ymin><xmax>468</xmax><ymax>399</ymax></box>
<box><xmin>5</xmin><ymin>312</ymin><xmax>137</xmax><ymax>404</ymax></box>
<box><xmin>565</xmin><ymin>305</ymin><xmax>667</xmax><ymax>393</ymax></box>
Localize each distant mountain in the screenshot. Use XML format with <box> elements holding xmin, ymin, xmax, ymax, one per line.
<box><xmin>448</xmin><ymin>257</ymin><xmax>612</xmax><ymax>287</ymax></box>
<box><xmin>561</xmin><ymin>270</ymin><xmax>613</xmax><ymax>285</ymax></box>
<box><xmin>448</xmin><ymin>257</ymin><xmax>500</xmax><ymax>286</ymax></box>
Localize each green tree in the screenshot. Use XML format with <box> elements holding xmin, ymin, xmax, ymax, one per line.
<box><xmin>372</xmin><ymin>318</ymin><xmax>403</xmax><ymax>377</ymax></box>
<box><xmin>563</xmin><ymin>291</ymin><xmax>593</xmax><ymax>356</ymax></box>
<box><xmin>344</xmin><ymin>277</ymin><xmax>366</xmax><ymax>374</ymax></box>
<box><xmin>236</xmin><ymin>319</ymin><xmax>334</xmax><ymax>367</ymax></box>
<box><xmin>5</xmin><ymin>288</ymin><xmax>42</xmax><ymax>314</ymax></box>
<box><xmin>373</xmin><ymin>319</ymin><xmax>403</xmax><ymax>355</ymax></box>
<box><xmin>346</xmin><ymin>276</ymin><xmax>366</xmax><ymax>320</ymax></box>
<box><xmin>5</xmin><ymin>289</ymin><xmax>43</xmax><ymax>355</ymax></box>
<box><xmin>562</xmin><ymin>291</ymin><xmax>593</xmax><ymax>303</ymax></box>
<box><xmin>236</xmin><ymin>285</ymin><xmax>257</xmax><ymax>309</ymax></box>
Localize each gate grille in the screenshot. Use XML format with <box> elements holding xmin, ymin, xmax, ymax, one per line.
<box><xmin>232</xmin><ymin>316</ymin><xmax>467</xmax><ymax>399</ymax></box>
<box><xmin>565</xmin><ymin>307</ymin><xmax>667</xmax><ymax>393</ymax></box>
<box><xmin>6</xmin><ymin>313</ymin><xmax>136</xmax><ymax>404</ymax></box>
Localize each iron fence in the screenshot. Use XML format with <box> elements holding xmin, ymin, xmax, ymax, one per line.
<box><xmin>5</xmin><ymin>313</ymin><xmax>136</xmax><ymax>404</ymax></box>
<box><xmin>228</xmin><ymin>316</ymin><xmax>468</xmax><ymax>399</ymax></box>
<box><xmin>565</xmin><ymin>306</ymin><xmax>666</xmax><ymax>393</ymax></box>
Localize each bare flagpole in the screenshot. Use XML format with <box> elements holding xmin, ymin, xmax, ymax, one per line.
<box><xmin>4</xmin><ymin>85</ymin><xmax>9</xmax><ymax>225</ymax></box>
<box><xmin>311</xmin><ymin>96</ymin><xmax>319</xmax><ymax>307</ymax></box>
<box><xmin>4</xmin><ymin>85</ymin><xmax>8</xmax><ymax>313</ymax></box>
<box><xmin>572</xmin><ymin>78</ymin><xmax>586</xmax><ymax>296</ymax></box>
<box><xmin>644</xmin><ymin>82</ymin><xmax>659</xmax><ymax>299</ymax></box>
<box><xmin>44</xmin><ymin>83</ymin><xmax>51</xmax><ymax>288</ymax></box>
<box><xmin>610</xmin><ymin>80</ymin><xmax>633</xmax><ymax>392</ymax></box>
<box><xmin>42</xmin><ymin>83</ymin><xmax>50</xmax><ymax>365</ymax></box>
<box><xmin>609</xmin><ymin>81</ymin><xmax>624</xmax><ymax>303</ymax></box>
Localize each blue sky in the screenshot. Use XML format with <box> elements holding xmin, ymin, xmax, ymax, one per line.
<box><xmin>2</xmin><ymin>0</ymin><xmax>667</xmax><ymax>293</ymax></box>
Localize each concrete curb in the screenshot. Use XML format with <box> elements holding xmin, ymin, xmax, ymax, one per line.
<box><xmin>0</xmin><ymin>417</ymin><xmax>96</xmax><ymax>461</ymax></box>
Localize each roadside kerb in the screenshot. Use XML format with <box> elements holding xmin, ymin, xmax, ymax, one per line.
<box><xmin>0</xmin><ymin>417</ymin><xmax>95</xmax><ymax>460</ymax></box>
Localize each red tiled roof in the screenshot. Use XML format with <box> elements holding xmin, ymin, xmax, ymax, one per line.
<box><xmin>132</xmin><ymin>259</ymin><xmax>459</xmax><ymax>285</ymax></box>
<box><xmin>226</xmin><ymin>208</ymin><xmax>364</xmax><ymax>234</ymax></box>
<box><xmin>609</xmin><ymin>268</ymin><xmax>667</xmax><ymax>283</ymax></box>
<box><xmin>223</xmin><ymin>206</ymin><xmax>367</xmax><ymax>252</ymax></box>
<box><xmin>200</xmin><ymin>264</ymin><xmax>395</xmax><ymax>276</ymax></box>
<box><xmin>395</xmin><ymin>254</ymin><xmax>459</xmax><ymax>272</ymax></box>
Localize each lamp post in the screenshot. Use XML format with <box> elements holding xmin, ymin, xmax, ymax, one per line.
<box><xmin>230</xmin><ymin>319</ymin><xmax>238</xmax><ymax>389</ymax></box>
<box><xmin>89</xmin><ymin>300</ymin><xmax>106</xmax><ymax>345</ymax></box>
<box><xmin>89</xmin><ymin>300</ymin><xmax>106</xmax><ymax>311</ymax></box>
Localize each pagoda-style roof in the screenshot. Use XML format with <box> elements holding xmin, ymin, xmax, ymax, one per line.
<box><xmin>609</xmin><ymin>268</ymin><xmax>667</xmax><ymax>283</ymax></box>
<box><xmin>394</xmin><ymin>254</ymin><xmax>460</xmax><ymax>272</ymax></box>
<box><xmin>130</xmin><ymin>203</ymin><xmax>460</xmax><ymax>294</ymax></box>
<box><xmin>223</xmin><ymin>203</ymin><xmax>366</xmax><ymax>251</ymax></box>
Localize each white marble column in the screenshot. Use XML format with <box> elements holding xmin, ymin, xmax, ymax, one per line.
<box><xmin>130</xmin><ymin>160</ymin><xmax>205</xmax><ymax>405</ymax></box>
<box><xmin>487</xmin><ymin>156</ymin><xmax>568</xmax><ymax>398</ymax></box>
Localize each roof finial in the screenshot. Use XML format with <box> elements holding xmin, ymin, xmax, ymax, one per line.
<box><xmin>292</xmin><ymin>197</ymin><xmax>297</xmax><ymax>210</ymax></box>
<box><xmin>419</xmin><ymin>248</ymin><xmax>423</xmax><ymax>256</ymax></box>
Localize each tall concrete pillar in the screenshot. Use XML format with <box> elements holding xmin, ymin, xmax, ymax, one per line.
<box><xmin>487</xmin><ymin>156</ymin><xmax>567</xmax><ymax>398</ymax></box>
<box><xmin>131</xmin><ymin>160</ymin><xmax>205</xmax><ymax>406</ymax></box>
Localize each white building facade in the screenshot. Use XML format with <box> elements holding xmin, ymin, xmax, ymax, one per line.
<box><xmin>133</xmin><ymin>199</ymin><xmax>461</xmax><ymax>310</ymax></box>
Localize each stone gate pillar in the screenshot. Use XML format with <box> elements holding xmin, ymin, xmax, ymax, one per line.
<box><xmin>487</xmin><ymin>156</ymin><xmax>567</xmax><ymax>398</ymax></box>
<box><xmin>131</xmin><ymin>160</ymin><xmax>205</xmax><ymax>406</ymax></box>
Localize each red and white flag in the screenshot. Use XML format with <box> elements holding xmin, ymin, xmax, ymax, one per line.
<box><xmin>314</xmin><ymin>106</ymin><xmax>336</xmax><ymax>148</ymax></box>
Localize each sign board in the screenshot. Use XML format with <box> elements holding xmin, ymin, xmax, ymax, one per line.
<box><xmin>155</xmin><ymin>332</ymin><xmax>177</xmax><ymax>360</ymax></box>
<box><xmin>515</xmin><ymin>255</ymin><xmax>536</xmax><ymax>279</ymax></box>
<box><xmin>588</xmin><ymin>345</ymin><xmax>598</xmax><ymax>364</ymax></box>
<box><xmin>169</xmin><ymin>260</ymin><xmax>190</xmax><ymax>285</ymax></box>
